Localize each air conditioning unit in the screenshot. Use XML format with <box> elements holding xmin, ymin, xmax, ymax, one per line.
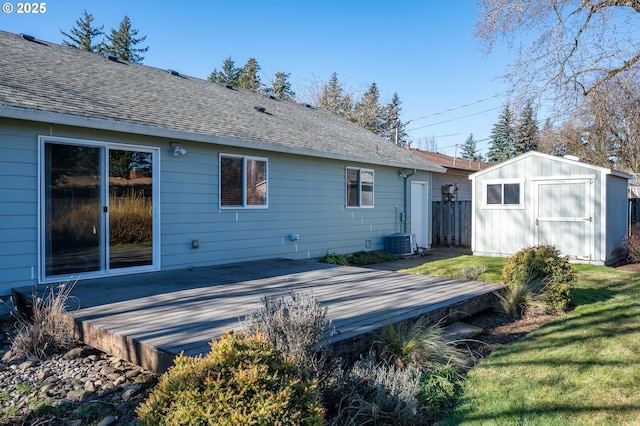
<box><xmin>384</xmin><ymin>233</ymin><xmax>414</xmax><ymax>256</ymax></box>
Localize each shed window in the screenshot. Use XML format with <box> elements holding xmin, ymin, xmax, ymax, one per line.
<box><xmin>483</xmin><ymin>180</ymin><xmax>524</xmax><ymax>208</ymax></box>
<box><xmin>220</xmin><ymin>154</ymin><xmax>267</xmax><ymax>208</ymax></box>
<box><xmin>346</xmin><ymin>167</ymin><xmax>374</xmax><ymax>208</ymax></box>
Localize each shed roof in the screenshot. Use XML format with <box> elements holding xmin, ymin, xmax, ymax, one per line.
<box><xmin>468</xmin><ymin>151</ymin><xmax>632</xmax><ymax>180</ymax></box>
<box><xmin>410</xmin><ymin>149</ymin><xmax>490</xmax><ymax>172</ymax></box>
<box><xmin>0</xmin><ymin>31</ymin><xmax>443</xmax><ymax>172</ymax></box>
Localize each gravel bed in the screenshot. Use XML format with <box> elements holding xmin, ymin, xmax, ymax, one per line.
<box><xmin>0</xmin><ymin>314</ymin><xmax>158</xmax><ymax>426</ymax></box>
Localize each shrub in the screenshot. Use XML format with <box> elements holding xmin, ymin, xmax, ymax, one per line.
<box><xmin>501</xmin><ymin>245</ymin><xmax>575</xmax><ymax>312</ymax></box>
<box><xmin>323</xmin><ymin>316</ymin><xmax>469</xmax><ymax>425</ymax></box>
<box><xmin>418</xmin><ymin>361</ymin><xmax>461</xmax><ymax>415</ymax></box>
<box><xmin>349</xmin><ymin>250</ymin><xmax>400</xmax><ymax>266</ymax></box>
<box><xmin>319</xmin><ymin>251</ymin><xmax>350</xmax><ymax>266</ymax></box>
<box><xmin>461</xmin><ymin>263</ymin><xmax>487</xmax><ymax>280</ymax></box>
<box><xmin>243</xmin><ymin>291</ymin><xmax>335</xmax><ymax>375</ymax></box>
<box><xmin>137</xmin><ymin>331</ymin><xmax>325</xmax><ymax>425</ymax></box>
<box><xmin>625</xmin><ymin>223</ymin><xmax>640</xmax><ymax>263</ymax></box>
<box><xmin>327</xmin><ymin>352</ymin><xmax>428</xmax><ymax>426</ymax></box>
<box><xmin>10</xmin><ymin>281</ymin><xmax>77</xmax><ymax>359</ymax></box>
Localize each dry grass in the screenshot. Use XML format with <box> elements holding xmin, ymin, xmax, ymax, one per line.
<box><xmin>109</xmin><ymin>189</ymin><xmax>153</xmax><ymax>245</ymax></box>
<box><xmin>10</xmin><ymin>281</ymin><xmax>78</xmax><ymax>359</ymax></box>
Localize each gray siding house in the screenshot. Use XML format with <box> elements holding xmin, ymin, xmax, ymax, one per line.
<box><xmin>469</xmin><ymin>151</ymin><xmax>630</xmax><ymax>265</ymax></box>
<box><xmin>0</xmin><ymin>31</ymin><xmax>444</xmax><ymax>295</ymax></box>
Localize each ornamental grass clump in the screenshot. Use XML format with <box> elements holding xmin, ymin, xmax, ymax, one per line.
<box><xmin>496</xmin><ymin>270</ymin><xmax>551</xmax><ymax>318</ymax></box>
<box><xmin>10</xmin><ymin>280</ymin><xmax>78</xmax><ymax>360</ymax></box>
<box><xmin>136</xmin><ymin>331</ymin><xmax>325</xmax><ymax>426</ymax></box>
<box><xmin>377</xmin><ymin>316</ymin><xmax>468</xmax><ymax>372</ymax></box>
<box><xmin>500</xmin><ymin>245</ymin><xmax>576</xmax><ymax>314</ymax></box>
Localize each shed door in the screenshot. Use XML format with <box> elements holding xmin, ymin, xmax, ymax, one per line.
<box><xmin>534</xmin><ymin>178</ymin><xmax>594</xmax><ymax>261</ymax></box>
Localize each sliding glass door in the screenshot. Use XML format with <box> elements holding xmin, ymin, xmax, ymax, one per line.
<box><xmin>43</xmin><ymin>143</ymin><xmax>102</xmax><ymax>276</ymax></box>
<box><xmin>108</xmin><ymin>149</ymin><xmax>154</xmax><ymax>269</ymax></box>
<box><xmin>41</xmin><ymin>138</ymin><xmax>158</xmax><ymax>281</ymax></box>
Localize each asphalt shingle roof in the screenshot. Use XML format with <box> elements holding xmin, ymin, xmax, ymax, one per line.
<box><xmin>410</xmin><ymin>149</ymin><xmax>490</xmax><ymax>172</ymax></box>
<box><xmin>0</xmin><ymin>30</ymin><xmax>443</xmax><ymax>172</ymax></box>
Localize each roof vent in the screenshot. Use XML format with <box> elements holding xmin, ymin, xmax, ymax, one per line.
<box><xmin>254</xmin><ymin>106</ymin><xmax>266</xmax><ymax>113</ymax></box>
<box><xmin>20</xmin><ymin>34</ymin><xmax>36</xmax><ymax>42</ymax></box>
<box><xmin>563</xmin><ymin>154</ymin><xmax>582</xmax><ymax>162</ymax></box>
<box><xmin>105</xmin><ymin>54</ymin><xmax>119</xmax><ymax>62</ymax></box>
<box><xmin>268</xmin><ymin>94</ymin><xmax>277</xmax><ymax>100</ymax></box>
<box><xmin>224</xmin><ymin>84</ymin><xmax>234</xmax><ymax>89</ymax></box>
<box><xmin>304</xmin><ymin>103</ymin><xmax>312</xmax><ymax>108</ymax></box>
<box><xmin>168</xmin><ymin>69</ymin><xmax>181</xmax><ymax>77</ymax></box>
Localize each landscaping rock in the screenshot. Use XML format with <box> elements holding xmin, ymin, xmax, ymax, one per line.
<box><xmin>98</xmin><ymin>415</ymin><xmax>118</xmax><ymax>426</ymax></box>
<box><xmin>443</xmin><ymin>321</ymin><xmax>484</xmax><ymax>341</ymax></box>
<box><xmin>0</xmin><ymin>326</ymin><xmax>158</xmax><ymax>425</ymax></box>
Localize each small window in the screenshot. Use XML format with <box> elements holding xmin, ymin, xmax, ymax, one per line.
<box><xmin>220</xmin><ymin>154</ymin><xmax>267</xmax><ymax>208</ymax></box>
<box><xmin>484</xmin><ymin>180</ymin><xmax>524</xmax><ymax>208</ymax></box>
<box><xmin>346</xmin><ymin>167</ymin><xmax>374</xmax><ymax>208</ymax></box>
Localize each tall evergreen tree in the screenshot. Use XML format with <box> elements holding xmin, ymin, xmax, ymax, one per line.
<box><xmin>381</xmin><ymin>92</ymin><xmax>408</xmax><ymax>145</ymax></box>
<box><xmin>317</xmin><ymin>72</ymin><xmax>352</xmax><ymax>118</ymax></box>
<box><xmin>208</xmin><ymin>56</ymin><xmax>241</xmax><ymax>87</ymax></box>
<box><xmin>105</xmin><ymin>15</ymin><xmax>148</xmax><ymax>63</ymax></box>
<box><xmin>513</xmin><ymin>100</ymin><xmax>539</xmax><ymax>155</ymax></box>
<box><xmin>237</xmin><ymin>58</ymin><xmax>262</xmax><ymax>91</ymax></box>
<box><xmin>264</xmin><ymin>71</ymin><xmax>295</xmax><ymax>100</ymax></box>
<box><xmin>60</xmin><ymin>10</ymin><xmax>103</xmax><ymax>52</ymax></box>
<box><xmin>351</xmin><ymin>82</ymin><xmax>383</xmax><ymax>133</ymax></box>
<box><xmin>486</xmin><ymin>103</ymin><xmax>515</xmax><ymax>163</ymax></box>
<box><xmin>461</xmin><ymin>133</ymin><xmax>483</xmax><ymax>161</ymax></box>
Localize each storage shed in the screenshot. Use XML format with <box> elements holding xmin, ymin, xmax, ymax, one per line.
<box><xmin>469</xmin><ymin>151</ymin><xmax>631</xmax><ymax>265</ymax></box>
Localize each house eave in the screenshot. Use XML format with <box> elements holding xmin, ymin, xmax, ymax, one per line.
<box><xmin>0</xmin><ymin>106</ymin><xmax>443</xmax><ymax>172</ymax></box>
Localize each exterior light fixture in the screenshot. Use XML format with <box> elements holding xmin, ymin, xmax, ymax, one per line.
<box><xmin>171</xmin><ymin>142</ymin><xmax>187</xmax><ymax>158</ymax></box>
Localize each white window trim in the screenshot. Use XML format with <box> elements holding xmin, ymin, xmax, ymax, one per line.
<box><xmin>481</xmin><ymin>178</ymin><xmax>526</xmax><ymax>209</ymax></box>
<box><xmin>219</xmin><ymin>153</ymin><xmax>269</xmax><ymax>209</ymax></box>
<box><xmin>345</xmin><ymin>167</ymin><xmax>374</xmax><ymax>208</ymax></box>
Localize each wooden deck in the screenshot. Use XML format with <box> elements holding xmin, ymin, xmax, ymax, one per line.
<box><xmin>13</xmin><ymin>258</ymin><xmax>503</xmax><ymax>373</ymax></box>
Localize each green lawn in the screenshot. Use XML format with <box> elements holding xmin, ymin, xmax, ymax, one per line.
<box><xmin>399</xmin><ymin>255</ymin><xmax>506</xmax><ymax>283</ymax></box>
<box><xmin>403</xmin><ymin>259</ymin><xmax>640</xmax><ymax>425</ymax></box>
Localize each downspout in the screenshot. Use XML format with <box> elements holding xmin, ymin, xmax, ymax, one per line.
<box><xmin>403</xmin><ymin>169</ymin><xmax>416</xmax><ymax>233</ymax></box>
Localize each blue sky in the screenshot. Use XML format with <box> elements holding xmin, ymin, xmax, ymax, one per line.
<box><xmin>1</xmin><ymin>0</ymin><xmax>510</xmax><ymax>157</ymax></box>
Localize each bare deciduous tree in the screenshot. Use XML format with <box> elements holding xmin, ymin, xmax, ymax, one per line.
<box><xmin>477</xmin><ymin>0</ymin><xmax>640</xmax><ymax>173</ymax></box>
<box><xmin>476</xmin><ymin>0</ymin><xmax>640</xmax><ymax>104</ymax></box>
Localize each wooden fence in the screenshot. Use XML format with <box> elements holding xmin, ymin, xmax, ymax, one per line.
<box><xmin>432</xmin><ymin>200</ymin><xmax>472</xmax><ymax>247</ymax></box>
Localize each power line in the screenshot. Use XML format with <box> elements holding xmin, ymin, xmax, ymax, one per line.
<box><xmin>406</xmin><ymin>93</ymin><xmax>506</xmax><ymax>124</ymax></box>
<box><xmin>407</xmin><ymin>106</ymin><xmax>502</xmax><ymax>132</ymax></box>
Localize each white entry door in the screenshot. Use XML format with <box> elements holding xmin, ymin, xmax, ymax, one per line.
<box><xmin>411</xmin><ymin>181</ymin><xmax>429</xmax><ymax>249</ymax></box>
<box><xmin>534</xmin><ymin>178</ymin><xmax>594</xmax><ymax>261</ymax></box>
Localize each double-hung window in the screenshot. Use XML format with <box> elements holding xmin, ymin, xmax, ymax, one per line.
<box><xmin>483</xmin><ymin>179</ymin><xmax>524</xmax><ymax>208</ymax></box>
<box><xmin>220</xmin><ymin>154</ymin><xmax>268</xmax><ymax>208</ymax></box>
<box><xmin>346</xmin><ymin>167</ymin><xmax>374</xmax><ymax>208</ymax></box>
